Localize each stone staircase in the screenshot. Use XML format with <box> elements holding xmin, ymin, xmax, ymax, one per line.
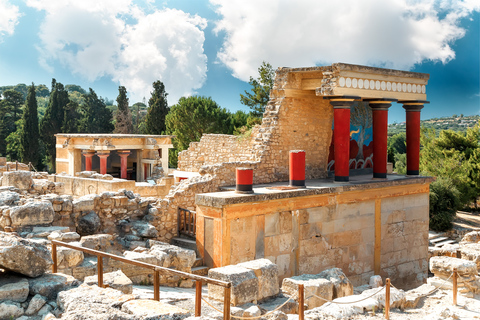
<box><xmin>428</xmin><ymin>231</ymin><xmax>457</xmax><ymax>248</ymax></box>
<box><xmin>172</xmin><ymin>235</ymin><xmax>209</xmax><ymax>277</ymax></box>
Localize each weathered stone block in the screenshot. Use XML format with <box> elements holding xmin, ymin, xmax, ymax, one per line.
<box><xmin>2</xmin><ymin>171</ymin><xmax>33</xmax><ymax>190</ymax></box>
<box><xmin>84</xmin><ymin>270</ymin><xmax>133</xmax><ymax>294</ymax></box>
<box><xmin>208</xmin><ymin>265</ymin><xmax>258</xmax><ymax>306</ymax></box>
<box><xmin>281</xmin><ymin>274</ymin><xmax>333</xmax><ymax>309</ymax></box>
<box><xmin>121</xmin><ymin>299</ymin><xmax>190</xmax><ymax>319</ymax></box>
<box><xmin>0</xmin><ymin>276</ymin><xmax>29</xmax><ymax>302</ymax></box>
<box><xmin>318</xmin><ymin>268</ymin><xmax>353</xmax><ymax>299</ymax></box>
<box><xmin>237</xmin><ymin>258</ymin><xmax>279</xmax><ymax>301</ymax></box>
<box><xmin>9</xmin><ymin>201</ymin><xmax>54</xmax><ymax>226</ymax></box>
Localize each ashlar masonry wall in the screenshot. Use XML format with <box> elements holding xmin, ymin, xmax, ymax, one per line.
<box><xmin>195</xmin><ymin>177</ymin><xmax>431</xmax><ymax>289</ymax></box>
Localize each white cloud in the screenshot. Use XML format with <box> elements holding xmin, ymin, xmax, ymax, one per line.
<box><xmin>0</xmin><ymin>0</ymin><xmax>21</xmax><ymax>41</ymax></box>
<box><xmin>211</xmin><ymin>0</ymin><xmax>480</xmax><ymax>81</ymax></box>
<box><xmin>27</xmin><ymin>0</ymin><xmax>208</xmax><ymax>103</ymax></box>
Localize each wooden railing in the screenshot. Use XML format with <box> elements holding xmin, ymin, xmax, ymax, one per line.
<box><xmin>178</xmin><ymin>207</ymin><xmax>196</xmax><ymax>238</ymax></box>
<box><xmin>51</xmin><ymin>240</ymin><xmax>231</xmax><ymax>319</ymax></box>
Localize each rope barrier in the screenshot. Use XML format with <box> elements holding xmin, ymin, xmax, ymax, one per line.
<box><xmin>305</xmin><ymin>285</ymin><xmax>386</xmax><ymax>305</ymax></box>
<box><xmin>201</xmin><ymin>293</ymin><xmax>298</xmax><ymax>319</ymax></box>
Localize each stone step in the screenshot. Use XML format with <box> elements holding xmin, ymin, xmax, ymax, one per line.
<box><xmin>429</xmin><ymin>236</ymin><xmax>449</xmax><ymax>244</ymax></box>
<box><xmin>428</xmin><ymin>231</ymin><xmax>446</xmax><ymax>240</ymax></box>
<box><xmin>191</xmin><ymin>266</ymin><xmax>209</xmax><ymax>277</ymax></box>
<box><xmin>435</xmin><ymin>239</ymin><xmax>456</xmax><ymax>247</ymax></box>
<box><xmin>171</xmin><ymin>237</ymin><xmax>199</xmax><ymax>256</ymax></box>
<box><xmin>193</xmin><ymin>257</ymin><xmax>204</xmax><ymax>268</ymax></box>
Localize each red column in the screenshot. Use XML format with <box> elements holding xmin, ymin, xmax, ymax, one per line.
<box><xmin>96</xmin><ymin>152</ymin><xmax>110</xmax><ymax>175</ymax></box>
<box><xmin>403</xmin><ymin>103</ymin><xmax>425</xmax><ymax>175</ymax></box>
<box><xmin>330</xmin><ymin>99</ymin><xmax>356</xmax><ymax>182</ymax></box>
<box><xmin>118</xmin><ymin>151</ymin><xmax>131</xmax><ymax>179</ymax></box>
<box><xmin>82</xmin><ymin>151</ymin><xmax>95</xmax><ymax>171</ymax></box>
<box><xmin>289</xmin><ymin>150</ymin><xmax>305</xmax><ymax>187</ymax></box>
<box><xmin>369</xmin><ymin>101</ymin><xmax>393</xmax><ymax>179</ymax></box>
<box><xmin>236</xmin><ymin>168</ymin><xmax>253</xmax><ymax>194</ymax></box>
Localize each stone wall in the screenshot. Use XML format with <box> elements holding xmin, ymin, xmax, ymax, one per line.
<box><xmin>195</xmin><ymin>177</ymin><xmax>431</xmax><ymax>289</ymax></box>
<box><xmin>177</xmin><ymin>134</ymin><xmax>256</xmax><ymax>172</ymax></box>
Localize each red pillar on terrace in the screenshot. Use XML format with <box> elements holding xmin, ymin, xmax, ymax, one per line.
<box><xmin>82</xmin><ymin>150</ymin><xmax>95</xmax><ymax>171</ymax></box>
<box><xmin>96</xmin><ymin>152</ymin><xmax>110</xmax><ymax>175</ymax></box>
<box><xmin>118</xmin><ymin>150</ymin><xmax>131</xmax><ymax>179</ymax></box>
<box><xmin>368</xmin><ymin>100</ymin><xmax>395</xmax><ymax>179</ymax></box>
<box><xmin>328</xmin><ymin>98</ymin><xmax>358</xmax><ymax>182</ymax></box>
<box><xmin>402</xmin><ymin>101</ymin><xmax>428</xmax><ymax>175</ymax></box>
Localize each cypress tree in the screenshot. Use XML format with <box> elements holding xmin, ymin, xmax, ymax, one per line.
<box><xmin>114</xmin><ymin>86</ymin><xmax>133</xmax><ymax>134</ymax></box>
<box><xmin>40</xmin><ymin>79</ymin><xmax>70</xmax><ymax>170</ymax></box>
<box><xmin>20</xmin><ymin>83</ymin><xmax>40</xmax><ymax>167</ymax></box>
<box><xmin>145</xmin><ymin>81</ymin><xmax>169</xmax><ymax>135</ymax></box>
<box><xmin>80</xmin><ymin>88</ymin><xmax>114</xmax><ymax>133</ymax></box>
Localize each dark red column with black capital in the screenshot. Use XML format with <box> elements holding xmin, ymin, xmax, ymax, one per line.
<box><xmin>402</xmin><ymin>102</ymin><xmax>427</xmax><ymax>175</ymax></box>
<box><xmin>369</xmin><ymin>100</ymin><xmax>393</xmax><ymax>179</ymax></box>
<box><xmin>329</xmin><ymin>99</ymin><xmax>357</xmax><ymax>182</ymax></box>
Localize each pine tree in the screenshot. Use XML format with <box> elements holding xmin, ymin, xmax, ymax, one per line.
<box><xmin>114</xmin><ymin>86</ymin><xmax>133</xmax><ymax>134</ymax></box>
<box><xmin>145</xmin><ymin>81</ymin><xmax>169</xmax><ymax>135</ymax></box>
<box><xmin>40</xmin><ymin>79</ymin><xmax>70</xmax><ymax>170</ymax></box>
<box><xmin>20</xmin><ymin>83</ymin><xmax>40</xmax><ymax>167</ymax></box>
<box><xmin>240</xmin><ymin>61</ymin><xmax>275</xmax><ymax>117</ymax></box>
<box><xmin>79</xmin><ymin>88</ymin><xmax>114</xmax><ymax>133</ymax></box>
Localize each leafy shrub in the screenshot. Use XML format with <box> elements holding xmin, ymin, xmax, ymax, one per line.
<box><xmin>429</xmin><ymin>177</ymin><xmax>461</xmax><ymax>231</ymax></box>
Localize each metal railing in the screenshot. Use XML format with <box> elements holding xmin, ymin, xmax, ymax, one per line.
<box><xmin>178</xmin><ymin>207</ymin><xmax>196</xmax><ymax>238</ymax></box>
<box><xmin>51</xmin><ymin>240</ymin><xmax>232</xmax><ymax>319</ymax></box>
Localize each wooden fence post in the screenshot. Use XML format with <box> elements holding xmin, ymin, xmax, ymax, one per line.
<box><xmin>385</xmin><ymin>278</ymin><xmax>390</xmax><ymax>320</ymax></box>
<box><xmin>195</xmin><ymin>280</ymin><xmax>202</xmax><ymax>316</ymax></box>
<box><xmin>453</xmin><ymin>268</ymin><xmax>457</xmax><ymax>306</ymax></box>
<box><xmin>223</xmin><ymin>286</ymin><xmax>231</xmax><ymax>320</ymax></box>
<box><xmin>97</xmin><ymin>255</ymin><xmax>103</xmax><ymax>288</ymax></box>
<box><xmin>52</xmin><ymin>243</ymin><xmax>57</xmax><ymax>273</ymax></box>
<box><xmin>154</xmin><ymin>270</ymin><xmax>160</xmax><ymax>301</ymax></box>
<box><xmin>299</xmin><ymin>284</ymin><xmax>304</xmax><ymax>320</ymax></box>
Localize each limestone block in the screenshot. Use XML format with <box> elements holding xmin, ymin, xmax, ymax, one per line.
<box><xmin>2</xmin><ymin>171</ymin><xmax>33</xmax><ymax>190</ymax></box>
<box><xmin>132</xmin><ymin>221</ymin><xmax>158</xmax><ymax>238</ymax></box>
<box><xmin>148</xmin><ymin>242</ymin><xmax>196</xmax><ymax>269</ymax></box>
<box><xmin>429</xmin><ymin>256</ymin><xmax>477</xmax><ymax>278</ymax></box>
<box><xmin>243</xmin><ymin>305</ymin><xmax>262</xmax><ymax>318</ymax></box>
<box><xmin>208</xmin><ymin>265</ymin><xmax>259</xmax><ymax>306</ymax></box>
<box><xmin>25</xmin><ymin>294</ymin><xmax>48</xmax><ymax>316</ymax></box>
<box><xmin>369</xmin><ymin>275</ymin><xmax>383</xmax><ymax>288</ymax></box>
<box><xmin>404</xmin><ymin>284</ymin><xmax>436</xmax><ymax>308</ymax></box>
<box><xmin>461</xmin><ymin>243</ymin><xmax>480</xmax><ymax>270</ymax></box>
<box><xmin>0</xmin><ymin>232</ymin><xmax>53</xmax><ymax>277</ymax></box>
<box><xmin>72</xmin><ymin>198</ymin><xmax>95</xmax><ymax>213</ymax></box>
<box><xmin>0</xmin><ymin>276</ymin><xmax>29</xmax><ymax>302</ymax></box>
<box><xmin>109</xmin><ymin>251</ymin><xmax>161</xmax><ymax>284</ymax></box>
<box><xmin>237</xmin><ymin>258</ymin><xmax>279</xmax><ymax>301</ymax></box>
<box><xmin>121</xmin><ymin>299</ymin><xmax>190</xmax><ymax>319</ymax></box>
<box><xmin>461</xmin><ymin>231</ymin><xmax>480</xmax><ymax>244</ymax></box>
<box><xmin>318</xmin><ymin>268</ymin><xmax>353</xmax><ymax>299</ymax></box>
<box><xmin>84</xmin><ymin>270</ymin><xmax>133</xmax><ymax>294</ymax></box>
<box><xmin>281</xmin><ymin>274</ymin><xmax>333</xmax><ymax>309</ymax></box>
<box><xmin>0</xmin><ymin>191</ymin><xmax>19</xmax><ymax>206</ymax></box>
<box><xmin>56</xmin><ymin>245</ymin><xmax>84</xmax><ymax>268</ymax></box>
<box><xmin>28</xmin><ymin>273</ymin><xmax>79</xmax><ymax>300</ymax></box>
<box><xmin>0</xmin><ymin>301</ymin><xmax>24</xmax><ymax>319</ymax></box>
<box><xmin>79</xmin><ymin>234</ymin><xmax>114</xmax><ymax>252</ymax></box>
<box><xmin>9</xmin><ymin>201</ymin><xmax>55</xmax><ymax>226</ymax></box>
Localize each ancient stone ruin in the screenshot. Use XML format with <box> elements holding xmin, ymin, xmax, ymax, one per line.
<box><xmin>1</xmin><ymin>63</ymin><xmax>480</xmax><ymax>319</ymax></box>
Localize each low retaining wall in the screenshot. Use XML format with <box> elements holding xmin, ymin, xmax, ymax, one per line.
<box><xmin>195</xmin><ymin>176</ymin><xmax>433</xmax><ymax>289</ymax></box>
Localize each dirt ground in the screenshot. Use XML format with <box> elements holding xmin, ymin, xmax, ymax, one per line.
<box><xmin>453</xmin><ymin>211</ymin><xmax>480</xmax><ymax>230</ymax></box>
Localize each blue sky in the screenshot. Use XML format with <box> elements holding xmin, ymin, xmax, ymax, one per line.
<box><xmin>0</xmin><ymin>0</ymin><xmax>478</xmax><ymax>123</ymax></box>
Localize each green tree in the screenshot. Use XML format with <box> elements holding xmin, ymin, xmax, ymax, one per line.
<box><xmin>20</xmin><ymin>83</ymin><xmax>40</xmax><ymax>167</ymax></box>
<box><xmin>145</xmin><ymin>81</ymin><xmax>169</xmax><ymax>135</ymax></box>
<box><xmin>62</xmin><ymin>101</ymin><xmax>81</xmax><ymax>133</ymax></box>
<box><xmin>350</xmin><ymin>102</ymin><xmax>372</xmax><ymax>160</ymax></box>
<box><xmin>35</xmin><ymin>84</ymin><xmax>50</xmax><ymax>97</ymax></box>
<box><xmin>131</xmin><ymin>102</ymin><xmax>148</xmax><ymax>133</ymax></box>
<box><xmin>2</xmin><ymin>89</ymin><xmax>24</xmax><ymax>132</ymax></box>
<box><xmin>420</xmin><ymin>127</ymin><xmax>480</xmax><ymax>208</ymax></box>
<box><xmin>79</xmin><ymin>88</ymin><xmax>114</xmax><ymax>133</ymax></box>
<box><xmin>240</xmin><ymin>61</ymin><xmax>275</xmax><ymax>117</ymax></box>
<box><xmin>40</xmin><ymin>79</ymin><xmax>70</xmax><ymax>170</ymax></box>
<box><xmin>388</xmin><ymin>132</ymin><xmax>407</xmax><ymax>155</ymax></box>
<box><xmin>114</xmin><ymin>86</ymin><xmax>133</xmax><ymax>134</ymax></box>
<box><xmin>165</xmin><ymin>96</ymin><xmax>232</xmax><ymax>167</ymax></box>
